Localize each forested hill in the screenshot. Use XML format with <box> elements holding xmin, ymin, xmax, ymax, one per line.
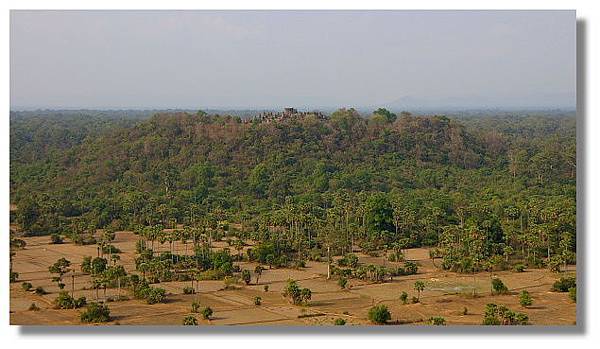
<box><xmin>10</xmin><ymin>108</ymin><xmax>575</xmax><ymax>251</ymax></box>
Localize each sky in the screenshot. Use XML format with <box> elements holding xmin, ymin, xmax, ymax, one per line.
<box><xmin>10</xmin><ymin>10</ymin><xmax>576</xmax><ymax>110</ymax></box>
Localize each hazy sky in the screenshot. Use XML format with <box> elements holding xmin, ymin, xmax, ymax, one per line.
<box><xmin>10</xmin><ymin>10</ymin><xmax>575</xmax><ymax>110</ymax></box>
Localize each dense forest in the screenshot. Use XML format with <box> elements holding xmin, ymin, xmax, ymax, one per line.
<box><xmin>10</xmin><ymin>108</ymin><xmax>576</xmax><ymax>275</ymax></box>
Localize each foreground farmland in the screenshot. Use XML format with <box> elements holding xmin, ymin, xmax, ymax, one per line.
<box><xmin>10</xmin><ymin>231</ymin><xmax>576</xmax><ymax>326</ymax></box>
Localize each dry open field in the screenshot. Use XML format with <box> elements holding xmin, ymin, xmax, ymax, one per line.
<box><xmin>10</xmin><ymin>231</ymin><xmax>576</xmax><ymax>326</ymax></box>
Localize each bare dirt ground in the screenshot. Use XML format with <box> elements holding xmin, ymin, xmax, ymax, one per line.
<box><xmin>10</xmin><ymin>231</ymin><xmax>576</xmax><ymax>326</ymax></box>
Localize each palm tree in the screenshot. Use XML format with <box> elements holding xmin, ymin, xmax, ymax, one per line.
<box><xmin>414</xmin><ymin>281</ymin><xmax>425</xmax><ymax>301</ymax></box>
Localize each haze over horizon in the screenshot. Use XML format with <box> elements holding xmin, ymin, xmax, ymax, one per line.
<box><xmin>10</xmin><ymin>10</ymin><xmax>575</xmax><ymax>111</ymax></box>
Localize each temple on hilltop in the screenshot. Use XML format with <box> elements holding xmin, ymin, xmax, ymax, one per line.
<box><xmin>248</xmin><ymin>108</ymin><xmax>326</xmax><ymax>123</ymax></box>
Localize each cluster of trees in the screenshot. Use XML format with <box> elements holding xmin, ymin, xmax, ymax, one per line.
<box><xmin>10</xmin><ymin>109</ymin><xmax>576</xmax><ymax>278</ymax></box>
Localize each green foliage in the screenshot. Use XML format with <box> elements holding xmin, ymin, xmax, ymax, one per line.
<box><xmin>519</xmin><ymin>290</ymin><xmax>533</xmax><ymax>307</ymax></box>
<box><xmin>483</xmin><ymin>303</ymin><xmax>528</xmax><ymax>325</ymax></box>
<box><xmin>552</xmin><ymin>276</ymin><xmax>576</xmax><ymax>292</ymax></box>
<box><xmin>568</xmin><ymin>287</ymin><xmax>577</xmax><ymax>302</ymax></box>
<box><xmin>35</xmin><ymin>286</ymin><xmax>47</xmax><ymax>295</ymax></box>
<box><xmin>282</xmin><ymin>279</ymin><xmax>312</xmax><ymax>305</ymax></box>
<box><xmin>254</xmin><ymin>296</ymin><xmax>262</xmax><ymax>305</ymax></box>
<box><xmin>50</xmin><ymin>233</ymin><xmax>63</xmax><ymax>244</ymax></box>
<box><xmin>54</xmin><ymin>291</ymin><xmax>87</xmax><ymax>309</ymax></box>
<box><xmin>183</xmin><ymin>286</ymin><xmax>195</xmax><ymax>294</ymax></box>
<box><xmin>80</xmin><ymin>302</ymin><xmax>111</xmax><ymax>323</ymax></box>
<box><xmin>241</xmin><ymin>269</ymin><xmax>251</xmax><ymax>285</ymax></box>
<box><xmin>337</xmin><ymin>277</ymin><xmax>348</xmax><ymax>289</ymax></box>
<box><xmin>191</xmin><ymin>301</ymin><xmax>201</xmax><ymax>313</ymax></box>
<box><xmin>400</xmin><ymin>291</ymin><xmax>408</xmax><ymax>304</ymax></box>
<box><xmin>512</xmin><ymin>263</ymin><xmax>526</xmax><ymax>272</ymax></box>
<box><xmin>201</xmin><ymin>306</ymin><xmax>213</xmax><ymax>320</ymax></box>
<box><xmin>334</xmin><ymin>318</ymin><xmax>347</xmax><ymax>325</ymax></box>
<box><xmin>491</xmin><ymin>278</ymin><xmax>509</xmax><ymax>294</ymax></box>
<box><xmin>428</xmin><ymin>316</ymin><xmax>446</xmax><ymax>325</ymax></box>
<box><xmin>21</xmin><ymin>282</ymin><xmax>33</xmax><ymax>291</ymax></box>
<box><xmin>182</xmin><ymin>315</ymin><xmax>198</xmax><ymax>325</ymax></box>
<box><xmin>368</xmin><ymin>305</ymin><xmax>391</xmax><ymax>324</ymax></box>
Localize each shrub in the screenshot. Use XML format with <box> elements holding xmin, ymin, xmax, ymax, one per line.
<box><xmin>552</xmin><ymin>276</ymin><xmax>576</xmax><ymax>292</ymax></box>
<box><xmin>482</xmin><ymin>303</ymin><xmax>528</xmax><ymax>325</ymax></box>
<box><xmin>183</xmin><ymin>286</ymin><xmax>195</xmax><ymax>294</ymax></box>
<box><xmin>54</xmin><ymin>291</ymin><xmax>87</xmax><ymax>309</ymax></box>
<box><xmin>428</xmin><ymin>316</ymin><xmax>446</xmax><ymax>325</ymax></box>
<box><xmin>400</xmin><ymin>291</ymin><xmax>408</xmax><ymax>304</ymax></box>
<box><xmin>403</xmin><ymin>261</ymin><xmax>418</xmax><ymax>275</ymax></box>
<box><xmin>368</xmin><ymin>305</ymin><xmax>391</xmax><ymax>324</ymax></box>
<box><xmin>334</xmin><ymin>318</ymin><xmax>346</xmax><ymax>325</ymax></box>
<box><xmin>80</xmin><ymin>302</ymin><xmax>111</xmax><ymax>323</ymax></box>
<box><xmin>519</xmin><ymin>291</ymin><xmax>533</xmax><ymax>307</ymax></box>
<box><xmin>282</xmin><ymin>279</ymin><xmax>311</xmax><ymax>305</ymax></box>
<box><xmin>10</xmin><ymin>271</ymin><xmax>19</xmax><ymax>283</ymax></box>
<box><xmin>144</xmin><ymin>287</ymin><xmax>166</xmax><ymax>304</ymax></box>
<box><xmin>22</xmin><ymin>282</ymin><xmax>33</xmax><ymax>291</ymax></box>
<box><xmin>254</xmin><ymin>296</ymin><xmax>262</xmax><ymax>305</ymax></box>
<box><xmin>491</xmin><ymin>278</ymin><xmax>509</xmax><ymax>294</ymax></box>
<box><xmin>35</xmin><ymin>286</ymin><xmax>47</xmax><ymax>295</ymax></box>
<box><xmin>338</xmin><ymin>277</ymin><xmax>348</xmax><ymax>289</ymax></box>
<box><xmin>568</xmin><ymin>287</ymin><xmax>577</xmax><ymax>302</ymax></box>
<box><xmin>462</xmin><ymin>307</ymin><xmax>468</xmax><ymax>315</ymax></box>
<box><xmin>512</xmin><ymin>263</ymin><xmax>526</xmax><ymax>272</ymax></box>
<box><xmin>264</xmin><ymin>285</ymin><xmax>269</xmax><ymax>292</ymax></box>
<box><xmin>241</xmin><ymin>269</ymin><xmax>251</xmax><ymax>285</ymax></box>
<box><xmin>411</xmin><ymin>296</ymin><xmax>419</xmax><ymax>304</ymax></box>
<box><xmin>50</xmin><ymin>233</ymin><xmax>64</xmax><ymax>244</ymax></box>
<box><xmin>191</xmin><ymin>301</ymin><xmax>201</xmax><ymax>313</ymax></box>
<box><xmin>201</xmin><ymin>306</ymin><xmax>213</xmax><ymax>320</ymax></box>
<box><xmin>28</xmin><ymin>303</ymin><xmax>40</xmax><ymax>311</ymax></box>
<box><xmin>102</xmin><ymin>245</ymin><xmax>121</xmax><ymax>254</ymax></box>
<box><xmin>183</xmin><ymin>315</ymin><xmax>198</xmax><ymax>325</ymax></box>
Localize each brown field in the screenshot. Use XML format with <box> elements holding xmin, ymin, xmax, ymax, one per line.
<box><xmin>10</xmin><ymin>231</ymin><xmax>576</xmax><ymax>326</ymax></box>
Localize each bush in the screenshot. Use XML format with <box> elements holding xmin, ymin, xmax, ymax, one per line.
<box><xmin>282</xmin><ymin>279</ymin><xmax>311</xmax><ymax>305</ymax></box>
<box><xmin>22</xmin><ymin>282</ymin><xmax>33</xmax><ymax>291</ymax></box>
<box><xmin>144</xmin><ymin>287</ymin><xmax>166</xmax><ymax>304</ymax></box>
<box><xmin>10</xmin><ymin>271</ymin><xmax>19</xmax><ymax>283</ymax></box>
<box><xmin>50</xmin><ymin>233</ymin><xmax>64</xmax><ymax>244</ymax></box>
<box><xmin>183</xmin><ymin>286</ymin><xmax>195</xmax><ymax>294</ymax></box>
<box><xmin>568</xmin><ymin>287</ymin><xmax>577</xmax><ymax>302</ymax></box>
<box><xmin>368</xmin><ymin>305</ymin><xmax>391</xmax><ymax>324</ymax></box>
<box><xmin>411</xmin><ymin>296</ymin><xmax>419</xmax><ymax>304</ymax></box>
<box><xmin>428</xmin><ymin>316</ymin><xmax>446</xmax><ymax>325</ymax></box>
<box><xmin>338</xmin><ymin>277</ymin><xmax>348</xmax><ymax>289</ymax></box>
<box><xmin>552</xmin><ymin>276</ymin><xmax>576</xmax><ymax>292</ymax></box>
<box><xmin>400</xmin><ymin>291</ymin><xmax>408</xmax><ymax>304</ymax></box>
<box><xmin>201</xmin><ymin>306</ymin><xmax>213</xmax><ymax>320</ymax></box>
<box><xmin>254</xmin><ymin>296</ymin><xmax>262</xmax><ymax>305</ymax></box>
<box><xmin>519</xmin><ymin>291</ymin><xmax>533</xmax><ymax>307</ymax></box>
<box><xmin>80</xmin><ymin>302</ymin><xmax>111</xmax><ymax>323</ymax></box>
<box><xmin>191</xmin><ymin>301</ymin><xmax>201</xmax><ymax>313</ymax></box>
<box><xmin>512</xmin><ymin>263</ymin><xmax>526</xmax><ymax>272</ymax></box>
<box><xmin>28</xmin><ymin>303</ymin><xmax>40</xmax><ymax>311</ymax></box>
<box><xmin>462</xmin><ymin>307</ymin><xmax>468</xmax><ymax>315</ymax></box>
<box><xmin>54</xmin><ymin>291</ymin><xmax>87</xmax><ymax>309</ymax></box>
<box><xmin>482</xmin><ymin>303</ymin><xmax>528</xmax><ymax>325</ymax></box>
<box><xmin>491</xmin><ymin>278</ymin><xmax>509</xmax><ymax>294</ymax></box>
<box><xmin>102</xmin><ymin>245</ymin><xmax>121</xmax><ymax>254</ymax></box>
<box><xmin>334</xmin><ymin>318</ymin><xmax>346</xmax><ymax>325</ymax></box>
<box><xmin>264</xmin><ymin>285</ymin><xmax>269</xmax><ymax>292</ymax></box>
<box><xmin>183</xmin><ymin>315</ymin><xmax>198</xmax><ymax>325</ymax></box>
<box><xmin>35</xmin><ymin>286</ymin><xmax>47</xmax><ymax>295</ymax></box>
<box><xmin>241</xmin><ymin>269</ymin><xmax>251</xmax><ymax>285</ymax></box>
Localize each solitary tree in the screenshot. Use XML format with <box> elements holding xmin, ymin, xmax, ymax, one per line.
<box><xmin>49</xmin><ymin>258</ymin><xmax>71</xmax><ymax>290</ymax></box>
<box><xmin>414</xmin><ymin>281</ymin><xmax>425</xmax><ymax>302</ymax></box>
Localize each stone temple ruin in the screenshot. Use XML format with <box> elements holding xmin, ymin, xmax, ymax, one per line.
<box><xmin>247</xmin><ymin>108</ymin><xmax>326</xmax><ymax>123</ymax></box>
